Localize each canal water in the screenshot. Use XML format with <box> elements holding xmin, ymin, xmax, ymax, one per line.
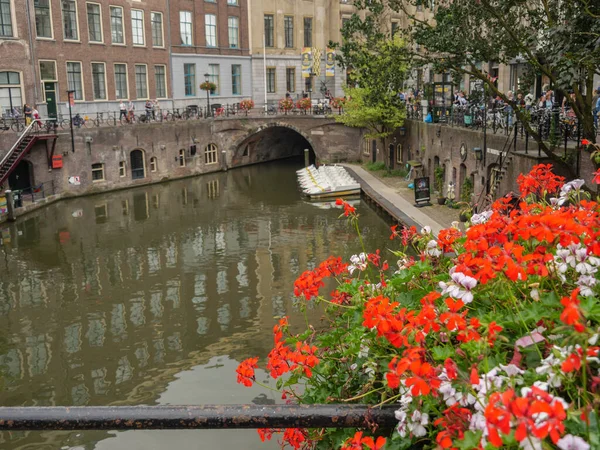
<box><xmin>0</xmin><ymin>159</ymin><xmax>392</xmax><ymax>449</ymax></box>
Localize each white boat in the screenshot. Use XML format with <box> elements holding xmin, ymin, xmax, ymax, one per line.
<box><xmin>296</xmin><ymin>165</ymin><xmax>361</xmax><ymax>199</ymax></box>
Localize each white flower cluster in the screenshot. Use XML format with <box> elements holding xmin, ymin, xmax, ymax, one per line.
<box><xmin>550</xmin><ymin>179</ymin><xmax>585</xmax><ymax>207</ymax></box>
<box><xmin>553</xmin><ymin>243</ymin><xmax>600</xmax><ymax>296</ymax></box>
<box><xmin>394</xmin><ymin>388</ymin><xmax>428</xmax><ymax>439</ymax></box>
<box><xmin>470</xmin><ymin>210</ymin><xmax>493</xmax><ymax>225</ymax></box>
<box><xmin>425</xmin><ymin>239</ymin><xmax>442</xmax><ymax>258</ymax></box>
<box><xmin>348</xmin><ymin>253</ymin><xmax>367</xmax><ymax>274</ymax></box>
<box><xmin>439</xmin><ymin>267</ymin><xmax>478</xmax><ymax>304</ymax></box>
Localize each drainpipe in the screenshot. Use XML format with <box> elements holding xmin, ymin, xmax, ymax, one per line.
<box><xmin>166</xmin><ymin>0</ymin><xmax>174</xmax><ymax>109</ymax></box>
<box><xmin>24</xmin><ymin>0</ymin><xmax>39</xmax><ymax>104</ymax></box>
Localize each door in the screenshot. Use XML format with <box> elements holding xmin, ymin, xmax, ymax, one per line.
<box><xmin>389</xmin><ymin>144</ymin><xmax>394</xmax><ymax>169</ymax></box>
<box><xmin>8</xmin><ymin>160</ymin><xmax>33</xmax><ymax>191</ymax></box>
<box><xmin>371</xmin><ymin>140</ymin><xmax>377</xmax><ymax>163</ymax></box>
<box><xmin>130</xmin><ymin>150</ymin><xmax>145</xmax><ymax>180</ymax></box>
<box><xmin>44</xmin><ymin>82</ymin><xmax>57</xmax><ymax>119</ymax></box>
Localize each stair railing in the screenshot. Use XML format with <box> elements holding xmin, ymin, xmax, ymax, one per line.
<box><xmin>0</xmin><ymin>120</ymin><xmax>37</xmax><ymax>170</ymax></box>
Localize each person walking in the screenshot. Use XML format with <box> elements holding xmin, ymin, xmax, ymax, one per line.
<box><xmin>23</xmin><ymin>104</ymin><xmax>32</xmax><ymax>126</ymax></box>
<box><xmin>145</xmin><ymin>100</ymin><xmax>153</xmax><ymax>121</ymax></box>
<box><xmin>127</xmin><ymin>100</ymin><xmax>135</xmax><ymax>123</ymax></box>
<box><xmin>152</xmin><ymin>99</ymin><xmax>159</xmax><ymax>120</ymax></box>
<box><xmin>119</xmin><ymin>101</ymin><xmax>127</xmax><ymax>121</ymax></box>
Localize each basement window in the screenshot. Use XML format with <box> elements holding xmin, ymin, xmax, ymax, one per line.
<box><xmin>119</xmin><ymin>161</ymin><xmax>126</xmax><ymax>177</ymax></box>
<box><xmin>179</xmin><ymin>149</ymin><xmax>186</xmax><ymax>167</ymax></box>
<box><xmin>92</xmin><ymin>163</ymin><xmax>105</xmax><ymax>181</ymax></box>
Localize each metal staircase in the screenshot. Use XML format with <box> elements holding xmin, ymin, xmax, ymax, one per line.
<box><xmin>0</xmin><ymin>122</ymin><xmax>57</xmax><ymax>187</ymax></box>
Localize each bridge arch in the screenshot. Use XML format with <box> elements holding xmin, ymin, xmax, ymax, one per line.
<box><xmin>230</xmin><ymin>122</ymin><xmax>317</xmax><ymax>166</ymax></box>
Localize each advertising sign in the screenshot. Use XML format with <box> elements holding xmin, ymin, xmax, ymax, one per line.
<box><xmin>326</xmin><ymin>48</ymin><xmax>335</xmax><ymax>77</ymax></box>
<box><xmin>414</xmin><ymin>177</ymin><xmax>431</xmax><ymax>206</ymax></box>
<box><xmin>301</xmin><ymin>47</ymin><xmax>313</xmax><ymax>78</ymax></box>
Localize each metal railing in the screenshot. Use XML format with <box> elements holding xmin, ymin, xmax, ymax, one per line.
<box><xmin>11</xmin><ymin>181</ymin><xmax>55</xmax><ymax>208</ymax></box>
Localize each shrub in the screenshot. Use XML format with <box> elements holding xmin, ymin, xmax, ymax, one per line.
<box><xmin>236</xmin><ymin>164</ymin><xmax>600</xmax><ymax>450</ymax></box>
<box><xmin>365</xmin><ymin>161</ymin><xmax>386</xmax><ymax>171</ymax></box>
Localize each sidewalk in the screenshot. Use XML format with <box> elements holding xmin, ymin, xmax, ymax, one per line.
<box><xmin>343</xmin><ymin>164</ymin><xmax>460</xmax><ymax>236</ymax></box>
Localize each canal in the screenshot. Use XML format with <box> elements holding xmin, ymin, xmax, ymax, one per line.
<box><xmin>0</xmin><ymin>159</ymin><xmax>392</xmax><ymax>449</ymax></box>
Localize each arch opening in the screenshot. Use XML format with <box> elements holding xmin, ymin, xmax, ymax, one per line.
<box><xmin>234</xmin><ymin>125</ymin><xmax>315</xmax><ymax>166</ymax></box>
<box><xmin>130</xmin><ymin>149</ymin><xmax>146</xmax><ymax>180</ymax></box>
<box><xmin>9</xmin><ymin>160</ymin><xmax>33</xmax><ymax>191</ymax></box>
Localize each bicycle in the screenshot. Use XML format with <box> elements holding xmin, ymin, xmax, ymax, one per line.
<box><xmin>120</xmin><ymin>111</ymin><xmax>136</xmax><ymax>125</ymax></box>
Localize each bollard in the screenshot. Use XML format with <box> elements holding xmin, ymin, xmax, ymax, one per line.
<box><xmin>5</xmin><ymin>190</ymin><xmax>15</xmax><ymax>222</ymax></box>
<box><xmin>221</xmin><ymin>150</ymin><xmax>228</xmax><ymax>172</ymax></box>
<box><xmin>304</xmin><ymin>149</ymin><xmax>310</xmax><ymax>168</ymax></box>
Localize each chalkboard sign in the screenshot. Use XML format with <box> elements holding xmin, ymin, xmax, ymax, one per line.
<box><xmin>414</xmin><ymin>177</ymin><xmax>431</xmax><ymax>205</ymax></box>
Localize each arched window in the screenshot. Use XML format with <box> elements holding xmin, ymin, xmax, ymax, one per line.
<box><xmin>396</xmin><ymin>144</ymin><xmax>402</xmax><ymax>164</ymax></box>
<box><xmin>130</xmin><ymin>149</ymin><xmax>145</xmax><ymax>179</ymax></box>
<box><xmin>0</xmin><ymin>71</ymin><xmax>23</xmax><ymax>115</ymax></box>
<box><xmin>204</xmin><ymin>143</ymin><xmax>217</xmax><ymax>164</ymax></box>
<box><xmin>150</xmin><ymin>156</ymin><xmax>158</xmax><ymax>172</ymax></box>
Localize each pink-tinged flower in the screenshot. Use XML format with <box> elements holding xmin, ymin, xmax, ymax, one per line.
<box><xmin>593</xmin><ymin>168</ymin><xmax>600</xmax><ymax>185</ymax></box>
<box><xmin>556</xmin><ymin>434</ymin><xmax>590</xmax><ymax>450</ymax></box>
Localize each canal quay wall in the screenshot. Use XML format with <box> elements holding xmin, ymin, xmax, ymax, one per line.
<box><xmin>0</xmin><ymin>116</ymin><xmax>363</xmax><ymax>221</ymax></box>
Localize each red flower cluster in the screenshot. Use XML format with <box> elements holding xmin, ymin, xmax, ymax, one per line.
<box><xmin>267</xmin><ymin>317</ymin><xmax>319</xmax><ymax>379</ymax></box>
<box><xmin>434</xmin><ymin>405</ymin><xmax>472</xmax><ymax>449</ymax></box>
<box><xmin>257</xmin><ymin>427</ymin><xmax>310</xmax><ymax>449</ymax></box>
<box><xmin>341</xmin><ymin>431</ymin><xmax>386</xmax><ymax>450</ymax></box>
<box><xmin>390</xmin><ymin>224</ymin><xmax>418</xmax><ymax>246</ymax></box>
<box><xmin>594</xmin><ymin>168</ymin><xmax>600</xmax><ymax>184</ymax></box>
<box><xmin>437</xmin><ymin>227</ymin><xmax>462</xmax><ymax>253</ymax></box>
<box><xmin>560</xmin><ymin>288</ymin><xmax>585</xmax><ymax>332</ymax></box>
<box><xmin>335</xmin><ymin>198</ymin><xmax>357</xmax><ymax>217</ymax></box>
<box><xmin>517</xmin><ymin>163</ymin><xmax>565</xmax><ymax>198</ymax></box>
<box><xmin>386</xmin><ymin>348</ymin><xmax>440</xmax><ymax>396</ymax></box>
<box><xmin>484</xmin><ymin>387</ymin><xmax>566</xmax><ymax>447</ymax></box>
<box><xmin>293</xmin><ymin>256</ymin><xmax>348</xmax><ymax>301</ymax></box>
<box><xmin>235</xmin><ymin>357</ymin><xmax>258</xmax><ymax>387</ymax></box>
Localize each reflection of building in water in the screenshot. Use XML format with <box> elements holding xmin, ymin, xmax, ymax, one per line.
<box><xmin>0</xmin><ymin>165</ymin><xmax>383</xmax><ymax>449</ymax></box>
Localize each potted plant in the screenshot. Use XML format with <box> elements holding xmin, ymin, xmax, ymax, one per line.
<box><xmin>296</xmin><ymin>98</ymin><xmax>312</xmax><ymax>114</ymax></box>
<box><xmin>434</xmin><ymin>166</ymin><xmax>445</xmax><ymax>204</ymax></box>
<box><xmin>200</xmin><ymin>81</ymin><xmax>217</xmax><ymax>94</ymax></box>
<box><xmin>330</xmin><ymin>97</ymin><xmax>345</xmax><ymax>113</ymax></box>
<box><xmin>460</xmin><ymin>176</ymin><xmax>474</xmax><ymax>203</ymax></box>
<box><xmin>279</xmin><ymin>98</ymin><xmax>294</xmax><ymax>114</ymax></box>
<box><xmin>239</xmin><ymin>99</ymin><xmax>254</xmax><ymax>116</ymax></box>
<box><xmin>457</xmin><ymin>201</ymin><xmax>473</xmax><ymax>222</ymax></box>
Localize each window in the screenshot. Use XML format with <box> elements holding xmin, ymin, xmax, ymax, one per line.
<box><xmin>119</xmin><ymin>161</ymin><xmax>126</xmax><ymax>177</ymax></box>
<box><xmin>264</xmin><ymin>14</ymin><xmax>273</xmax><ymax>47</ymax></box>
<box><xmin>266</xmin><ymin>67</ymin><xmax>276</xmax><ymax>93</ymax></box>
<box><xmin>391</xmin><ymin>21</ymin><xmax>398</xmax><ymax>38</ymax></box>
<box><xmin>304</xmin><ymin>76</ymin><xmax>312</xmax><ymax>93</ymax></box>
<box><xmin>180</xmin><ymin>11</ymin><xmax>192</xmax><ymax>46</ymax></box>
<box><xmin>66</xmin><ymin>62</ymin><xmax>83</xmax><ymax>100</ymax></box>
<box><xmin>87</xmin><ymin>3</ymin><xmax>102</xmax><ymax>42</ymax></box>
<box><xmin>228</xmin><ymin>16</ymin><xmax>238</xmax><ymax>48</ymax></box>
<box><xmin>284</xmin><ymin>16</ymin><xmax>293</xmax><ymax>48</ymax></box>
<box><xmin>114</xmin><ymin>63</ymin><xmax>128</xmax><ymax>99</ymax></box>
<box><xmin>231</xmin><ymin>65</ymin><xmax>241</xmax><ymax>95</ymax></box>
<box><xmin>0</xmin><ymin>71</ymin><xmax>22</xmax><ymax>114</ymax></box>
<box><xmin>35</xmin><ymin>0</ymin><xmax>53</xmax><ymax>38</ymax></box>
<box><xmin>92</xmin><ymin>163</ymin><xmax>105</xmax><ymax>181</ymax></box>
<box><xmin>179</xmin><ymin>149</ymin><xmax>185</xmax><ymax>167</ymax></box>
<box><xmin>154</xmin><ymin>65</ymin><xmax>166</xmax><ymax>98</ymax></box>
<box><xmin>62</xmin><ymin>0</ymin><xmax>78</xmax><ymax>40</ymax></box>
<box><xmin>286</xmin><ymin>67</ymin><xmax>295</xmax><ymax>93</ymax></box>
<box><xmin>109</xmin><ymin>6</ymin><xmax>124</xmax><ymax>44</ymax></box>
<box><xmin>227</xmin><ymin>0</ymin><xmax>238</xmax><ymax>4</ymax></box>
<box><xmin>131</xmin><ymin>9</ymin><xmax>144</xmax><ymax>45</ymax></box>
<box><xmin>0</xmin><ymin>0</ymin><xmax>13</xmax><ymax>37</ymax></box>
<box><xmin>151</xmin><ymin>12</ymin><xmax>163</xmax><ymax>47</ymax></box>
<box><xmin>150</xmin><ymin>157</ymin><xmax>157</xmax><ymax>172</ymax></box>
<box><xmin>303</xmin><ymin>17</ymin><xmax>312</xmax><ymax>47</ymax></box>
<box><xmin>135</xmin><ymin>64</ymin><xmax>147</xmax><ymax>99</ymax></box>
<box><xmin>205</xmin><ymin>14</ymin><xmax>216</xmax><ymax>47</ymax></box>
<box><xmin>363</xmin><ymin>138</ymin><xmax>371</xmax><ymax>155</ymax></box>
<box><xmin>184</xmin><ymin>63</ymin><xmax>195</xmax><ymax>96</ymax></box>
<box><xmin>204</xmin><ymin>143</ymin><xmax>217</xmax><ymax>164</ymax></box>
<box><xmin>91</xmin><ymin>63</ymin><xmax>106</xmax><ymax>100</ymax></box>
<box><xmin>39</xmin><ymin>60</ymin><xmax>56</xmax><ymax>82</ymax></box>
<box><xmin>208</xmin><ymin>64</ymin><xmax>219</xmax><ymax>95</ymax></box>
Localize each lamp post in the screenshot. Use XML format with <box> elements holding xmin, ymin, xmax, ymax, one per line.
<box><xmin>66</xmin><ymin>90</ymin><xmax>75</xmax><ymax>153</ymax></box>
<box><xmin>204</xmin><ymin>73</ymin><xmax>211</xmax><ymax>117</ymax></box>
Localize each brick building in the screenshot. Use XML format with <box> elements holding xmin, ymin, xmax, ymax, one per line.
<box><xmin>168</xmin><ymin>0</ymin><xmax>250</xmax><ymax>110</ymax></box>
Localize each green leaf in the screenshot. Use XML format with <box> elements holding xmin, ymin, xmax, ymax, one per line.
<box><xmin>455</xmin><ymin>430</ymin><xmax>483</xmax><ymax>449</ymax></box>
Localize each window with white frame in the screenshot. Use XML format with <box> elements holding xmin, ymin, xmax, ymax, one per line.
<box><xmin>0</xmin><ymin>0</ymin><xmax>12</xmax><ymax>37</ymax></box>
<box><xmin>266</xmin><ymin>67</ymin><xmax>275</xmax><ymax>93</ymax></box>
<box><xmin>228</xmin><ymin>16</ymin><xmax>238</xmax><ymax>48</ymax></box>
<box><xmin>40</xmin><ymin>60</ymin><xmax>57</xmax><ymax>98</ymax></box>
<box><xmin>150</xmin><ymin>157</ymin><xmax>157</xmax><ymax>172</ymax></box>
<box><xmin>119</xmin><ymin>161</ymin><xmax>126</xmax><ymax>177</ymax></box>
<box><xmin>66</xmin><ymin>62</ymin><xmax>83</xmax><ymax>100</ymax></box>
<box><xmin>179</xmin><ymin>149</ymin><xmax>185</xmax><ymax>167</ymax></box>
<box><xmin>114</xmin><ymin>63</ymin><xmax>127</xmax><ymax>99</ymax></box>
<box><xmin>286</xmin><ymin>67</ymin><xmax>295</xmax><ymax>93</ymax></box>
<box><xmin>303</xmin><ymin>17</ymin><xmax>312</xmax><ymax>47</ymax></box>
<box><xmin>363</xmin><ymin>138</ymin><xmax>371</xmax><ymax>155</ymax></box>
<box><xmin>205</xmin><ymin>14</ymin><xmax>216</xmax><ymax>47</ymax></box>
<box><xmin>264</xmin><ymin>14</ymin><xmax>273</xmax><ymax>47</ymax></box>
<box><xmin>109</xmin><ymin>6</ymin><xmax>124</xmax><ymax>44</ymax></box>
<box><xmin>184</xmin><ymin>63</ymin><xmax>195</xmax><ymax>96</ymax></box>
<box><xmin>231</xmin><ymin>65</ymin><xmax>241</xmax><ymax>95</ymax></box>
<box><xmin>180</xmin><ymin>11</ymin><xmax>192</xmax><ymax>46</ymax></box>
<box><xmin>62</xmin><ymin>0</ymin><xmax>78</xmax><ymax>40</ymax></box>
<box><xmin>151</xmin><ymin>12</ymin><xmax>163</xmax><ymax>47</ymax></box>
<box><xmin>0</xmin><ymin>71</ymin><xmax>22</xmax><ymax>114</ymax></box>
<box><xmin>131</xmin><ymin>9</ymin><xmax>144</xmax><ymax>45</ymax></box>
<box><xmin>87</xmin><ymin>3</ymin><xmax>102</xmax><ymax>42</ymax></box>
<box><xmin>227</xmin><ymin>0</ymin><xmax>238</xmax><ymax>4</ymax></box>
<box><xmin>34</xmin><ymin>0</ymin><xmax>53</xmax><ymax>38</ymax></box>
<box><xmin>92</xmin><ymin>163</ymin><xmax>105</xmax><ymax>181</ymax></box>
<box><xmin>154</xmin><ymin>65</ymin><xmax>166</xmax><ymax>98</ymax></box>
<box><xmin>91</xmin><ymin>62</ymin><xmax>106</xmax><ymax>100</ymax></box>
<box><xmin>284</xmin><ymin>16</ymin><xmax>293</xmax><ymax>48</ymax></box>
<box><xmin>135</xmin><ymin>65</ymin><xmax>147</xmax><ymax>99</ymax></box>
<box><xmin>204</xmin><ymin>143</ymin><xmax>217</xmax><ymax>164</ymax></box>
<box><xmin>208</xmin><ymin>64</ymin><xmax>219</xmax><ymax>95</ymax></box>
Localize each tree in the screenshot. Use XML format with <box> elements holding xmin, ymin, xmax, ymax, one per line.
<box><xmin>331</xmin><ymin>34</ymin><xmax>410</xmax><ymax>164</ymax></box>
<box><xmin>339</xmin><ymin>0</ymin><xmax>600</xmax><ymax>172</ymax></box>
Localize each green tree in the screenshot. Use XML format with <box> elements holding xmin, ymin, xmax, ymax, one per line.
<box><xmin>338</xmin><ymin>0</ymin><xmax>600</xmax><ymax>172</ymax></box>
<box><xmin>331</xmin><ymin>35</ymin><xmax>410</xmax><ymax>165</ymax></box>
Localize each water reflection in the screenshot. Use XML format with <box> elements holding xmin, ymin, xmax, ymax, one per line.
<box><xmin>0</xmin><ymin>159</ymin><xmax>391</xmax><ymax>449</ymax></box>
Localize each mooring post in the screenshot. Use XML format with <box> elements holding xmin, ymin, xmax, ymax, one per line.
<box><xmin>304</xmin><ymin>149</ymin><xmax>310</xmax><ymax>168</ymax></box>
<box><xmin>5</xmin><ymin>190</ymin><xmax>15</xmax><ymax>222</ymax></box>
<box><xmin>221</xmin><ymin>150</ymin><xmax>227</xmax><ymax>172</ymax></box>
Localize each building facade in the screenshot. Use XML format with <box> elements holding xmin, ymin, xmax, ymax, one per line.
<box><xmin>169</xmin><ymin>0</ymin><xmax>251</xmax><ymax>110</ymax></box>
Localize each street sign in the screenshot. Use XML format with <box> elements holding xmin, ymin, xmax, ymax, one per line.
<box><xmin>68</xmin><ymin>176</ymin><xmax>80</xmax><ymax>185</ymax></box>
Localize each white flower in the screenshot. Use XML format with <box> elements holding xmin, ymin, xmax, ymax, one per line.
<box><xmin>358</xmin><ymin>343</ymin><xmax>369</xmax><ymax>359</ymax></box>
<box><xmin>421</xmin><ymin>225</ymin><xmax>432</xmax><ymax>235</ymax></box>
<box><xmin>499</xmin><ymin>364</ymin><xmax>524</xmax><ymax>377</ymax></box>
<box><xmin>557</xmin><ymin>434</ymin><xmax>590</xmax><ymax>450</ymax></box>
<box><xmin>520</xmin><ymin>437</ymin><xmax>543</xmax><ymax>450</ymax></box>
<box><xmin>425</xmin><ymin>240</ymin><xmax>442</xmax><ymax>258</ymax></box>
<box><xmin>395</xmin><ymin>409</ymin><xmax>407</xmax><ymax>438</ymax></box>
<box><xmin>469</xmin><ymin>412</ymin><xmax>487</xmax><ymax>432</ymax></box>
<box><xmin>407</xmin><ymin>410</ymin><xmax>428</xmax><ymax>437</ymax></box>
<box><xmin>588</xmin><ymin>333</ymin><xmax>599</xmax><ymax>346</ymax></box>
<box><xmin>348</xmin><ymin>253</ymin><xmax>368</xmax><ymax>274</ymax></box>
<box><xmin>530</xmin><ymin>288</ymin><xmax>540</xmax><ymax>301</ymax></box>
<box><xmin>470</xmin><ymin>210</ymin><xmax>493</xmax><ymax>225</ymax></box>
<box><xmin>577</xmin><ymin>275</ymin><xmax>597</xmax><ymax>297</ymax></box>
